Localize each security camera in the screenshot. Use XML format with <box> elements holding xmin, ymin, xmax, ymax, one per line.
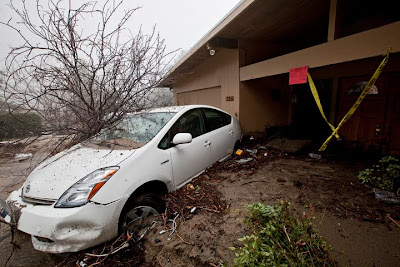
<box><xmin>207</xmin><ymin>43</ymin><xmax>215</xmax><ymax>56</ymax></box>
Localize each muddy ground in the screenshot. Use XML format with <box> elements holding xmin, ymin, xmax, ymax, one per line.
<box><xmin>0</xmin><ymin>138</ymin><xmax>399</xmax><ymax>266</ymax></box>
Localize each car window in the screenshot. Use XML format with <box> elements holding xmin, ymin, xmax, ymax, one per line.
<box><xmin>202</xmin><ymin>108</ymin><xmax>231</xmax><ymax>132</ymax></box>
<box><xmin>94</xmin><ymin>112</ymin><xmax>176</xmax><ymax>148</ymax></box>
<box><xmin>158</xmin><ymin>109</ymin><xmax>205</xmax><ymax>149</ymax></box>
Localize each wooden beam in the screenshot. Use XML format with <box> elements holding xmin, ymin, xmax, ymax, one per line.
<box><xmin>330</xmin><ymin>77</ymin><xmax>339</xmax><ymax>124</ymax></box>
<box><xmin>240</xmin><ymin>22</ymin><xmax>400</xmax><ymax>82</ymax></box>
<box><xmin>328</xmin><ymin>0</ymin><xmax>337</xmax><ymax>42</ymax></box>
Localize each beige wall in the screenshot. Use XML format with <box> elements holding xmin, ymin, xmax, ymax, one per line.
<box><xmin>239</xmin><ymin>75</ymin><xmax>290</xmax><ymax>133</ymax></box>
<box><xmin>173</xmin><ymin>49</ymin><xmax>240</xmax><ymax>117</ymax></box>
<box><xmin>176</xmin><ymin>87</ymin><xmax>221</xmax><ymax>108</ymax></box>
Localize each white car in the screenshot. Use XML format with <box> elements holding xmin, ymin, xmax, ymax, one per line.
<box><xmin>0</xmin><ymin>105</ymin><xmax>241</xmax><ymax>253</ymax></box>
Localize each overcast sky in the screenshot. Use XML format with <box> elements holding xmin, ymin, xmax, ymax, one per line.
<box><xmin>0</xmin><ymin>0</ymin><xmax>242</xmax><ymax>66</ymax></box>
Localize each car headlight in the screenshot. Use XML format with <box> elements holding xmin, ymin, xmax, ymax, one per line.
<box><xmin>55</xmin><ymin>166</ymin><xmax>119</xmax><ymax>208</ymax></box>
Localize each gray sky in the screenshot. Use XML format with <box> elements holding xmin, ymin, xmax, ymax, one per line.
<box><xmin>0</xmin><ymin>0</ymin><xmax>242</xmax><ymax>66</ymax></box>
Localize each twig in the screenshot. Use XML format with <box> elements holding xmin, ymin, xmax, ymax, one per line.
<box><xmin>94</xmin><ymin>243</ymin><xmax>107</xmax><ymax>264</ymax></box>
<box><xmin>86</xmin><ymin>232</ymin><xmax>133</xmax><ymax>266</ymax></box>
<box><xmin>185</xmin><ymin>195</ymin><xmax>196</xmax><ymax>201</ymax></box>
<box><xmin>86</xmin><ymin>243</ymin><xmax>129</xmax><ymax>257</ymax></box>
<box><xmin>175</xmin><ymin>231</ymin><xmax>194</xmax><ymax>246</ymax></box>
<box><xmin>138</xmin><ymin>221</ymin><xmax>159</xmax><ymax>241</ymax></box>
<box><xmin>387</xmin><ymin>215</ymin><xmax>400</xmax><ymax>229</ymax></box>
<box><xmin>283</xmin><ymin>225</ymin><xmax>291</xmax><ymax>242</ymax></box>
<box><xmin>4</xmin><ymin>225</ymin><xmax>17</xmax><ymax>267</ymax></box>
<box><xmin>198</xmin><ymin>207</ymin><xmax>220</xmax><ymax>213</ymax></box>
<box><xmin>319</xmin><ymin>207</ymin><xmax>327</xmax><ymax>226</ymax></box>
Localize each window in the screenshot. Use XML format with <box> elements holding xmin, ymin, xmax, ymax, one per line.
<box><xmin>346</xmin><ymin>81</ymin><xmax>378</xmax><ymax>96</ymax></box>
<box><xmin>158</xmin><ymin>109</ymin><xmax>205</xmax><ymax>149</ymax></box>
<box><xmin>202</xmin><ymin>108</ymin><xmax>231</xmax><ymax>132</ymax></box>
<box><xmin>94</xmin><ymin>112</ymin><xmax>176</xmax><ymax>148</ymax></box>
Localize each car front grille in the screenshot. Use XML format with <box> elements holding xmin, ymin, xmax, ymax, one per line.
<box><xmin>21</xmin><ymin>196</ymin><xmax>56</xmax><ymax>206</ymax></box>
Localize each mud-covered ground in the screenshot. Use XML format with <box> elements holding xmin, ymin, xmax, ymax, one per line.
<box><xmin>0</xmin><ymin>138</ymin><xmax>399</xmax><ymax>266</ymax></box>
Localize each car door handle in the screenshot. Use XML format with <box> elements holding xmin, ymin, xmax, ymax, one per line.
<box><xmin>204</xmin><ymin>140</ymin><xmax>211</xmax><ymax>147</ymax></box>
<box><xmin>229</xmin><ymin>130</ymin><xmax>234</xmax><ymax>136</ymax></box>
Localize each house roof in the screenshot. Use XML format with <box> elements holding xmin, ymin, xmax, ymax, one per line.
<box><xmin>160</xmin><ymin>0</ymin><xmax>330</xmax><ymax>87</ymax></box>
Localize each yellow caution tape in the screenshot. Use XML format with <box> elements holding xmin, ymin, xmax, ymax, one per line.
<box><xmin>307</xmin><ymin>73</ymin><xmax>341</xmax><ymax>141</ymax></box>
<box><xmin>318</xmin><ymin>49</ymin><xmax>390</xmax><ymax>151</ymax></box>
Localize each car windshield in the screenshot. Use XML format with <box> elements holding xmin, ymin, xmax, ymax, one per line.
<box><xmin>89</xmin><ymin>112</ymin><xmax>176</xmax><ymax>149</ymax></box>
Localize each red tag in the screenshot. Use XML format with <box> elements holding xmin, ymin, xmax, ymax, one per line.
<box><xmin>289</xmin><ymin>66</ymin><xmax>308</xmax><ymax>85</ymax></box>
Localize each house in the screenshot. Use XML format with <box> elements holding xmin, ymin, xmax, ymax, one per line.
<box><xmin>160</xmin><ymin>0</ymin><xmax>400</xmax><ymax>154</ymax></box>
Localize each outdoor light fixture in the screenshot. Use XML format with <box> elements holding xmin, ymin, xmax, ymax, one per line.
<box><xmin>207</xmin><ymin>43</ymin><xmax>215</xmax><ymax>56</ymax></box>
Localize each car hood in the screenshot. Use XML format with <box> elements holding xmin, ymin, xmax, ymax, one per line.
<box><xmin>22</xmin><ymin>144</ymin><xmax>135</xmax><ymax>200</ymax></box>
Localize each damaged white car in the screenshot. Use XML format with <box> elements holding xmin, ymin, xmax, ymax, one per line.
<box><xmin>0</xmin><ymin>105</ymin><xmax>241</xmax><ymax>253</ymax></box>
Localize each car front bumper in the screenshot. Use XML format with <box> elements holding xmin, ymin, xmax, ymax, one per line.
<box><xmin>3</xmin><ymin>188</ymin><xmax>127</xmax><ymax>253</ymax></box>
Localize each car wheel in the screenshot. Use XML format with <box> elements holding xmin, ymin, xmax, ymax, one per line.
<box><xmin>119</xmin><ymin>193</ymin><xmax>165</xmax><ymax>235</ymax></box>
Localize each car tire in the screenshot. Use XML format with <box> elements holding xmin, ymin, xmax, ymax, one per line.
<box><xmin>118</xmin><ymin>193</ymin><xmax>165</xmax><ymax>235</ymax></box>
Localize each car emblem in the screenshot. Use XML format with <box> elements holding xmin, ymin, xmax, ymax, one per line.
<box><xmin>25</xmin><ymin>185</ymin><xmax>30</xmax><ymax>193</ymax></box>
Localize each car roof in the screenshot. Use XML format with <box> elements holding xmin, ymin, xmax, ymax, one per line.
<box><xmin>137</xmin><ymin>105</ymin><xmax>225</xmax><ymax>114</ymax></box>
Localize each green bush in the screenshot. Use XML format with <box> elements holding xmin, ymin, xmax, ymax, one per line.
<box><xmin>230</xmin><ymin>202</ymin><xmax>335</xmax><ymax>267</ymax></box>
<box><xmin>358</xmin><ymin>156</ymin><xmax>400</xmax><ymax>191</ymax></box>
<box><xmin>0</xmin><ymin>113</ymin><xmax>42</xmax><ymax>140</ymax></box>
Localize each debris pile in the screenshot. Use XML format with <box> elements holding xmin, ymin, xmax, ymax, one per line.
<box><xmin>210</xmin><ymin>146</ymin><xmax>285</xmax><ymax>175</ymax></box>
<box><xmin>67</xmin><ymin>233</ymin><xmax>145</xmax><ymax>267</ymax></box>
<box><xmin>164</xmin><ymin>174</ymin><xmax>228</xmax><ymax>219</ymax></box>
<box><xmin>164</xmin><ymin>145</ymin><xmax>284</xmax><ymax>219</ymax></box>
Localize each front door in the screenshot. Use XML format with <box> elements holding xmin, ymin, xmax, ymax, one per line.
<box><xmin>385</xmin><ymin>73</ymin><xmax>400</xmax><ymax>155</ymax></box>
<box><xmin>338</xmin><ymin>72</ymin><xmax>400</xmax><ymax>154</ymax></box>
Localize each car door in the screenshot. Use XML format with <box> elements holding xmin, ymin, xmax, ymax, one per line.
<box><xmin>159</xmin><ymin>109</ymin><xmax>212</xmax><ymax>188</ymax></box>
<box><xmin>201</xmin><ymin>108</ymin><xmax>235</xmax><ymax>162</ymax></box>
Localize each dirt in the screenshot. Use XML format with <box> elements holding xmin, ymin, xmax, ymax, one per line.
<box><xmin>0</xmin><ymin>138</ymin><xmax>399</xmax><ymax>266</ymax></box>
<box><xmin>138</xmin><ymin>156</ymin><xmax>399</xmax><ymax>267</ymax></box>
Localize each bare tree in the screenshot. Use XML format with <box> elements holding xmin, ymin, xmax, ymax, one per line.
<box><xmin>1</xmin><ymin>0</ymin><xmax>172</xmax><ymax>142</ymax></box>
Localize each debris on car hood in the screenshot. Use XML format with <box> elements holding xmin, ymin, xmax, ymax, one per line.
<box><xmin>21</xmin><ymin>144</ymin><xmax>135</xmax><ymax>200</ymax></box>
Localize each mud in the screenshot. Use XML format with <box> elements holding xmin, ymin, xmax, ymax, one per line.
<box><xmin>0</xmin><ymin>137</ymin><xmax>399</xmax><ymax>266</ymax></box>
<box><xmin>140</xmin><ymin>157</ymin><xmax>400</xmax><ymax>267</ymax></box>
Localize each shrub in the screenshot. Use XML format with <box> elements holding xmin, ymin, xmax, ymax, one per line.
<box><xmin>358</xmin><ymin>156</ymin><xmax>400</xmax><ymax>192</ymax></box>
<box><xmin>230</xmin><ymin>202</ymin><xmax>335</xmax><ymax>267</ymax></box>
<box><xmin>0</xmin><ymin>113</ymin><xmax>42</xmax><ymax>140</ymax></box>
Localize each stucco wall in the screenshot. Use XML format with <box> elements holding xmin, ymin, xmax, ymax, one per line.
<box><xmin>239</xmin><ymin>75</ymin><xmax>290</xmax><ymax>133</ymax></box>
<box><xmin>173</xmin><ymin>49</ymin><xmax>240</xmax><ymax>117</ymax></box>
<box><xmin>176</xmin><ymin>86</ymin><xmax>221</xmax><ymax>108</ymax></box>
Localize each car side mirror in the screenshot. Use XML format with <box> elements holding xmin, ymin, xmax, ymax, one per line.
<box><xmin>172</xmin><ymin>133</ymin><xmax>192</xmax><ymax>145</ymax></box>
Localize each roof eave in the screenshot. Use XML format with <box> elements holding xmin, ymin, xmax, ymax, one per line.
<box><xmin>159</xmin><ymin>0</ymin><xmax>254</xmax><ymax>87</ymax></box>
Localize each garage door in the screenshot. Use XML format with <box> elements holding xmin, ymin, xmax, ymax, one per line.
<box><xmin>177</xmin><ymin>86</ymin><xmax>221</xmax><ymax>108</ymax></box>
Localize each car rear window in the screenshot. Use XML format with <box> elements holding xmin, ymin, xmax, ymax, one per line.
<box><xmin>202</xmin><ymin>108</ymin><xmax>231</xmax><ymax>132</ymax></box>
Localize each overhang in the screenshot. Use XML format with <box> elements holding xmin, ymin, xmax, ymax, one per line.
<box><xmin>160</xmin><ymin>0</ymin><xmax>330</xmax><ymax>87</ymax></box>
<box><xmin>240</xmin><ymin>21</ymin><xmax>400</xmax><ymax>81</ymax></box>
